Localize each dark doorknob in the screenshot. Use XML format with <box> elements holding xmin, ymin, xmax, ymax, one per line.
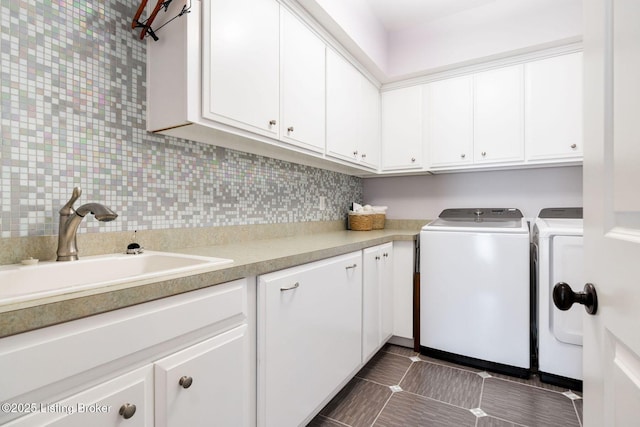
<box><xmin>553</xmin><ymin>282</ymin><xmax>598</xmax><ymax>315</ymax></box>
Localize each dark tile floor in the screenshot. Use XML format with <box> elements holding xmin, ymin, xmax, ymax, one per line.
<box><xmin>308</xmin><ymin>344</ymin><xmax>583</xmax><ymax>427</ymax></box>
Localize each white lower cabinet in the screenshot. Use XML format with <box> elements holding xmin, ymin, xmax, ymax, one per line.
<box><xmin>362</xmin><ymin>243</ymin><xmax>394</xmax><ymax>362</ymax></box>
<box><xmin>155</xmin><ymin>325</ymin><xmax>251</xmax><ymax>427</ymax></box>
<box><xmin>5</xmin><ymin>366</ymin><xmax>154</xmax><ymax>427</ymax></box>
<box><xmin>392</xmin><ymin>241</ymin><xmax>415</xmax><ymax>342</ymax></box>
<box><xmin>0</xmin><ymin>279</ymin><xmax>254</xmax><ymax>427</ymax></box>
<box><xmin>257</xmin><ymin>251</ymin><xmax>363</xmax><ymax>427</ymax></box>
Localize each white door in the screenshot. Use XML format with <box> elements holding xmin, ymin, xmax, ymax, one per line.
<box><xmin>583</xmin><ymin>0</ymin><xmax>640</xmax><ymax>425</ymax></box>
<box><xmin>359</xmin><ymin>77</ymin><xmax>381</xmax><ymax>169</ymax></box>
<box><xmin>280</xmin><ymin>7</ymin><xmax>325</xmax><ymax>152</ymax></box>
<box><xmin>203</xmin><ymin>0</ymin><xmax>280</xmax><ymax>137</ymax></box>
<box><xmin>473</xmin><ymin>64</ymin><xmax>524</xmax><ymax>164</ymax></box>
<box><xmin>426</xmin><ymin>75</ymin><xmax>474</xmax><ymax>167</ymax></box>
<box><xmin>326</xmin><ymin>49</ymin><xmax>360</xmax><ymax>163</ymax></box>
<box><xmin>257</xmin><ymin>252</ymin><xmax>362</xmax><ymax>427</ymax></box>
<box><xmin>525</xmin><ymin>52</ymin><xmax>583</xmax><ymax>161</ymax></box>
<box><xmin>155</xmin><ymin>326</ymin><xmax>251</xmax><ymax>427</ymax></box>
<box><xmin>362</xmin><ymin>246</ymin><xmax>382</xmax><ymax>361</ymax></box>
<box><xmin>381</xmin><ymin>86</ymin><xmax>422</xmax><ymax>170</ymax></box>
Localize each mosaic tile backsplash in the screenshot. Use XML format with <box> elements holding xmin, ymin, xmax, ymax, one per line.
<box><xmin>0</xmin><ymin>0</ymin><xmax>363</xmax><ymax>238</ymax></box>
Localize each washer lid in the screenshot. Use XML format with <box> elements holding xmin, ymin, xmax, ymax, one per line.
<box><xmin>423</xmin><ymin>208</ymin><xmax>527</xmax><ymax>232</ymax></box>
<box><xmin>439</xmin><ymin>208</ymin><xmax>523</xmax><ymax>220</ymax></box>
<box><xmin>538</xmin><ymin>207</ymin><xmax>583</xmax><ymax>219</ymax></box>
<box><xmin>534</xmin><ymin>207</ymin><xmax>584</xmax><ymax>237</ymax></box>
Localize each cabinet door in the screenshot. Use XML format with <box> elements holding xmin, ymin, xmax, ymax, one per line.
<box><xmin>380</xmin><ymin>244</ymin><xmax>394</xmax><ymax>342</ymax></box>
<box><xmin>426</xmin><ymin>76</ymin><xmax>474</xmax><ymax>167</ymax></box>
<box><xmin>474</xmin><ymin>64</ymin><xmax>524</xmax><ymax>163</ymax></box>
<box><xmin>280</xmin><ymin>8</ymin><xmax>325</xmax><ymax>152</ymax></box>
<box><xmin>5</xmin><ymin>366</ymin><xmax>153</xmax><ymax>427</ymax></box>
<box><xmin>326</xmin><ymin>49</ymin><xmax>361</xmax><ymax>163</ymax></box>
<box><xmin>362</xmin><ymin>244</ymin><xmax>394</xmax><ymax>362</ymax></box>
<box><xmin>362</xmin><ymin>246</ymin><xmax>382</xmax><ymax>361</ymax></box>
<box><xmin>525</xmin><ymin>52</ymin><xmax>583</xmax><ymax>161</ymax></box>
<box><xmin>359</xmin><ymin>77</ymin><xmax>381</xmax><ymax>169</ymax></box>
<box><xmin>155</xmin><ymin>325</ymin><xmax>251</xmax><ymax>427</ymax></box>
<box><xmin>257</xmin><ymin>252</ymin><xmax>362</xmax><ymax>427</ymax></box>
<box><xmin>381</xmin><ymin>86</ymin><xmax>423</xmax><ymax>170</ymax></box>
<box><xmin>203</xmin><ymin>0</ymin><xmax>280</xmax><ymax>137</ymax></box>
<box><xmin>392</xmin><ymin>241</ymin><xmax>414</xmax><ymax>340</ymax></box>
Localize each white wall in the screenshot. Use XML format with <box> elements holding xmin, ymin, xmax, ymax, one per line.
<box><xmin>388</xmin><ymin>0</ymin><xmax>582</xmax><ymax>78</ymax></box>
<box><xmin>296</xmin><ymin>0</ymin><xmax>389</xmax><ymax>77</ymax></box>
<box><xmin>363</xmin><ymin>166</ymin><xmax>582</xmax><ymax>221</ymax></box>
<box><xmin>297</xmin><ymin>0</ymin><xmax>582</xmax><ymax>82</ymax></box>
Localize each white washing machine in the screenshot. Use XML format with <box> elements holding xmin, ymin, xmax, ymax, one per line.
<box><xmin>420</xmin><ymin>208</ymin><xmax>531</xmax><ymax>377</ymax></box>
<box><xmin>533</xmin><ymin>208</ymin><xmax>584</xmax><ymax>389</ymax></box>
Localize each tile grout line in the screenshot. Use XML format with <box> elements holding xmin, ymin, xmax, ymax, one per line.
<box><xmin>315</xmin><ymin>414</ymin><xmax>352</xmax><ymax>427</ymax></box>
<box><xmin>368</xmin><ymin>359</ymin><xmax>416</xmax><ymax>427</ymax></box>
<box><xmin>368</xmin><ymin>391</ymin><xmax>394</xmax><ymax>427</ymax></box>
<box><xmin>573</xmin><ymin>400</ymin><xmax>583</xmax><ymax>427</ymax></box>
<box><xmin>489</xmin><ymin>375</ymin><xmax>581</xmax><ymax>396</ymax></box>
<box><xmin>476</xmin><ymin>376</ymin><xmax>486</xmax><ymax>426</ymax></box>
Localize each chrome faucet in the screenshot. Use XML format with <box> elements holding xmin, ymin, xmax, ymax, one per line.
<box><xmin>56</xmin><ymin>187</ymin><xmax>118</xmax><ymax>261</ymax></box>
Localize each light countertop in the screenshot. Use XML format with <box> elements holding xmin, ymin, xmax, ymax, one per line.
<box><xmin>0</xmin><ymin>229</ymin><xmax>418</xmax><ymax>338</ymax></box>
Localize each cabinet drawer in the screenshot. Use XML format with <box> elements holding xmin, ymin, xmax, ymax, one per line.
<box><xmin>0</xmin><ymin>279</ymin><xmax>247</xmax><ymax>403</ymax></box>
<box><xmin>4</xmin><ymin>365</ymin><xmax>153</xmax><ymax>427</ymax></box>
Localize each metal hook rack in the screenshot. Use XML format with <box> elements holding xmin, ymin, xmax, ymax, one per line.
<box><xmin>132</xmin><ymin>0</ymin><xmax>191</xmax><ymax>41</ymax></box>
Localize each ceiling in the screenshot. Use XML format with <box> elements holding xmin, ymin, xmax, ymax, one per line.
<box><xmin>363</xmin><ymin>0</ymin><xmax>498</xmax><ymax>32</ymax></box>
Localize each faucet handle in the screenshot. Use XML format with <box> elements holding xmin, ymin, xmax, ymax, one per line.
<box><xmin>60</xmin><ymin>187</ymin><xmax>82</xmax><ymax>214</ymax></box>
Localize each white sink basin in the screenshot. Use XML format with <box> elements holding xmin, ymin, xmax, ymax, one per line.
<box><xmin>0</xmin><ymin>251</ymin><xmax>233</xmax><ymax>304</ymax></box>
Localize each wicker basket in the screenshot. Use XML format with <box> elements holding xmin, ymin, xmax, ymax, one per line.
<box><xmin>348</xmin><ymin>213</ymin><xmax>373</xmax><ymax>231</ymax></box>
<box><xmin>371</xmin><ymin>213</ymin><xmax>385</xmax><ymax>230</ymax></box>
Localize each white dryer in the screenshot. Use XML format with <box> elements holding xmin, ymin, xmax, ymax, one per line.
<box><xmin>420</xmin><ymin>208</ymin><xmax>530</xmax><ymax>378</ymax></box>
<box><xmin>533</xmin><ymin>208</ymin><xmax>584</xmax><ymax>389</ymax></box>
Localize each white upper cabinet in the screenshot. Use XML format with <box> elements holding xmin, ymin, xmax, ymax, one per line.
<box><xmin>381</xmin><ymin>86</ymin><xmax>423</xmax><ymax>171</ymax></box>
<box><xmin>426</xmin><ymin>75</ymin><xmax>474</xmax><ymax>168</ymax></box>
<box><xmin>202</xmin><ymin>0</ymin><xmax>280</xmax><ymax>138</ymax></box>
<box><xmin>359</xmin><ymin>77</ymin><xmax>381</xmax><ymax>169</ymax></box>
<box><xmin>326</xmin><ymin>49</ymin><xmax>380</xmax><ymax>169</ymax></box>
<box><xmin>525</xmin><ymin>52</ymin><xmax>583</xmax><ymax>161</ymax></box>
<box><xmin>280</xmin><ymin>7</ymin><xmax>326</xmax><ymax>152</ymax></box>
<box><xmin>326</xmin><ymin>49</ymin><xmax>361</xmax><ymax>162</ymax></box>
<box><xmin>473</xmin><ymin>64</ymin><xmax>524</xmax><ymax>164</ymax></box>
<box><xmin>148</xmin><ymin>0</ymin><xmax>581</xmax><ymax>176</ymax></box>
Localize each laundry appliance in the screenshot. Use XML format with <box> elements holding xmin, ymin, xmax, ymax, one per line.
<box><xmin>420</xmin><ymin>208</ymin><xmax>530</xmax><ymax>377</ymax></box>
<box><xmin>533</xmin><ymin>207</ymin><xmax>584</xmax><ymax>389</ymax></box>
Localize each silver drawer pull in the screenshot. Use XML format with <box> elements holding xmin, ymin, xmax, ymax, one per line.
<box><xmin>280</xmin><ymin>282</ymin><xmax>299</xmax><ymax>292</ymax></box>
<box><xmin>345</xmin><ymin>264</ymin><xmax>358</xmax><ymax>270</ymax></box>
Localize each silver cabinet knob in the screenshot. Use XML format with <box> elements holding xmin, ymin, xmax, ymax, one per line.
<box><xmin>570</xmin><ymin>144</ymin><xmax>577</xmax><ymax>149</ymax></box>
<box><xmin>375</xmin><ymin>255</ymin><xmax>380</xmax><ymax>260</ymax></box>
<box><xmin>361</xmin><ymin>153</ymin><xmax>367</xmax><ymax>159</ymax></box>
<box><xmin>119</xmin><ymin>403</ymin><xmax>136</xmax><ymax>419</ymax></box>
<box><xmin>353</xmin><ymin>150</ymin><xmax>358</xmax><ymax>156</ymax></box>
<box><xmin>411</xmin><ymin>157</ymin><xmax>416</xmax><ymax>163</ymax></box>
<box><xmin>287</xmin><ymin>126</ymin><xmax>294</xmax><ymax>133</ymax></box>
<box><xmin>383</xmin><ymin>253</ymin><xmax>389</xmax><ymax>258</ymax></box>
<box><xmin>269</xmin><ymin>120</ymin><xmax>276</xmax><ymax>126</ymax></box>
<box><xmin>461</xmin><ymin>153</ymin><xmax>466</xmax><ymax>159</ymax></box>
<box><xmin>179</xmin><ymin>376</ymin><xmax>193</xmax><ymax>389</ymax></box>
<box><xmin>481</xmin><ymin>151</ymin><xmax>487</xmax><ymax>157</ymax></box>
